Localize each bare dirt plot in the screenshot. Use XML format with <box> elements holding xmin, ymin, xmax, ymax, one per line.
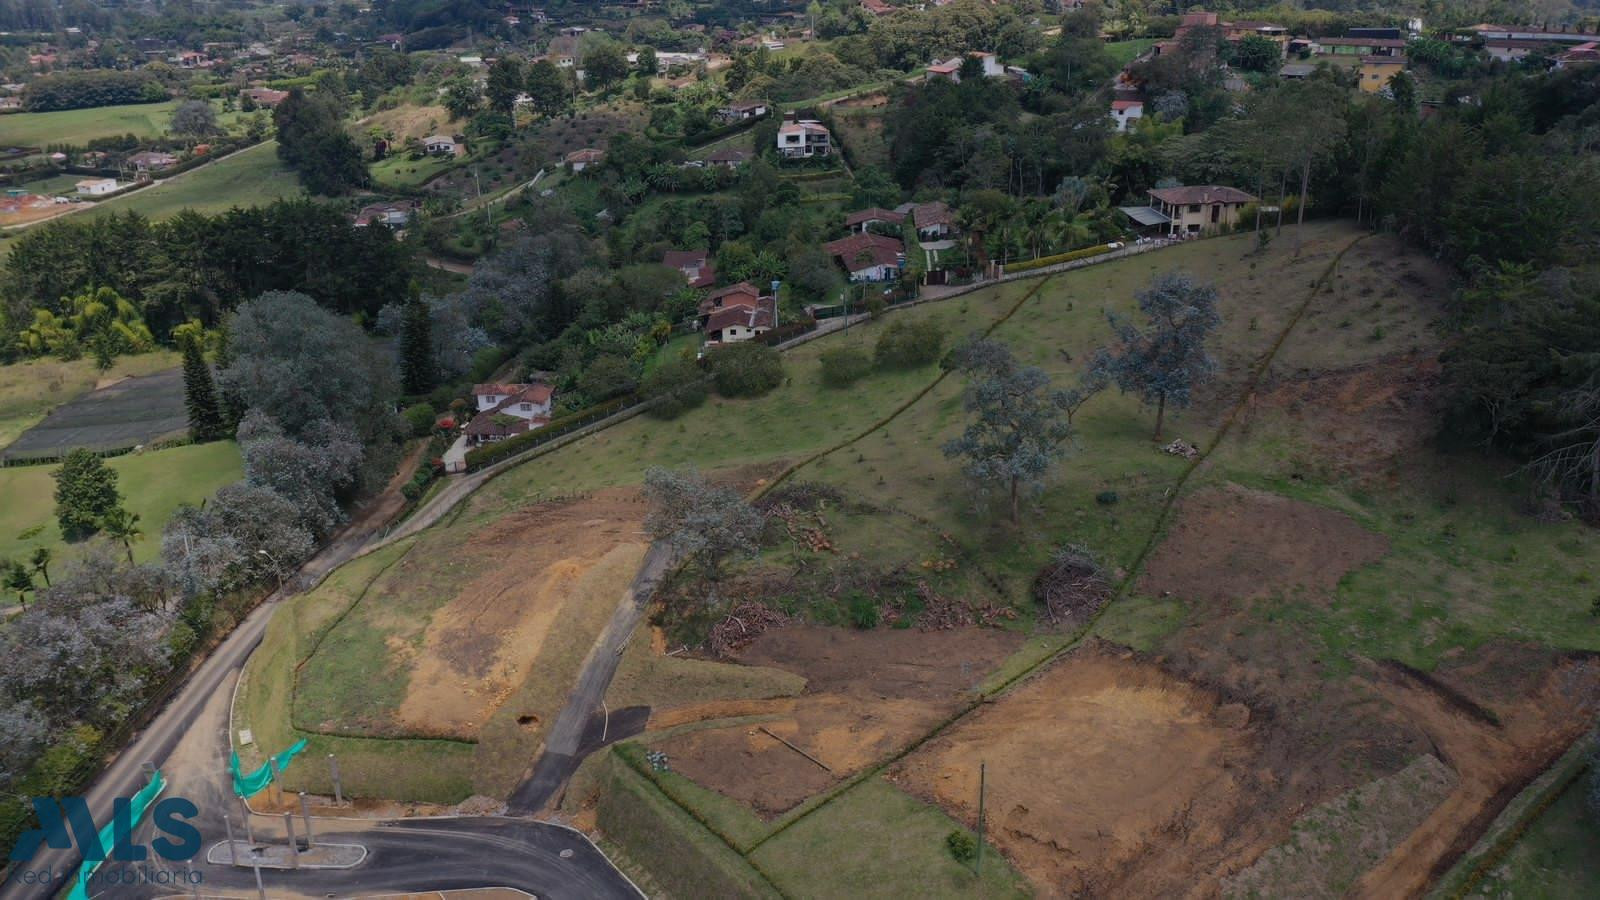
<box><xmin>652</xmin><ymin>625</ymin><xmax>1023</xmax><ymax>818</ymax></box>
<box><xmin>1243</xmin><ymin>353</ymin><xmax>1444</xmax><ymax>478</ymax></box>
<box><xmin>889</xmin><ymin>644</ymin><xmax>1259</xmax><ymax>897</ymax></box>
<box><xmin>360</xmin><ymin>104</ymin><xmax>452</xmax><ymax>142</ymax></box>
<box><xmin>3</xmin><ymin>367</ymin><xmax>185</xmax><ymax>460</ymax></box>
<box><xmin>394</xmin><ymin>489</ymin><xmax>646</xmax><ymax>738</ymax></box>
<box><xmin>1139</xmin><ymin>483</ymin><xmax>1391</xmax><ymax>606</ymax></box>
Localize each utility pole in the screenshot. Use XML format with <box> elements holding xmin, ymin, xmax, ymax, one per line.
<box><xmin>284</xmin><ymin>812</ymin><xmax>299</xmax><ymax>868</ymax></box>
<box><xmin>250</xmin><ymin>849</ymin><xmax>266</xmax><ymax>900</ymax></box>
<box><xmin>298</xmin><ymin>792</ymin><xmax>314</xmax><ymax>849</ymax></box>
<box><xmin>224</xmin><ymin>813</ymin><xmax>238</xmax><ymax>865</ymax></box>
<box><xmin>328</xmin><ymin>754</ymin><xmax>344</xmax><ymax>806</ymax></box>
<box><xmin>975</xmin><ymin>761</ymin><xmax>987</xmax><ymax>879</ymax></box>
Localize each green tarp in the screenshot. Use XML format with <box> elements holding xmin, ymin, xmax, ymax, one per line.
<box><xmin>229</xmin><ymin>738</ymin><xmax>309</xmax><ymax>798</ymax></box>
<box><xmin>67</xmin><ymin>769</ymin><xmax>165</xmax><ymax>900</ymax></box>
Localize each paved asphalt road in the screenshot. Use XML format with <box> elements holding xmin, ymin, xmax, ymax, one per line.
<box><xmin>0</xmin><ymin>496</ymin><xmax>643</xmax><ymax>899</ymax></box>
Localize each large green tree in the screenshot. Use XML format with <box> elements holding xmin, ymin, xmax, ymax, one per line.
<box><xmin>53</xmin><ymin>449</ymin><xmax>122</xmax><ymax>541</ymax></box>
<box><xmin>485</xmin><ymin>57</ymin><xmax>524</xmax><ymax>116</ymax></box>
<box><xmin>398</xmin><ymin>292</ymin><xmax>437</xmax><ymax>396</ymax></box>
<box><xmin>272</xmin><ymin>89</ymin><xmax>368</xmax><ymax>195</ymax></box>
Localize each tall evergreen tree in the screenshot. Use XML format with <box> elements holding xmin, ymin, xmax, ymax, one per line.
<box><xmin>53</xmin><ymin>449</ymin><xmax>121</xmax><ymax>541</ymax></box>
<box><xmin>176</xmin><ymin>322</ymin><xmax>225</xmax><ymax>442</ymax></box>
<box><xmin>399</xmin><ymin>292</ymin><xmax>436</xmax><ymax>396</ymax></box>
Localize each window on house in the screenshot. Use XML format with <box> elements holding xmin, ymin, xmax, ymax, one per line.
<box><xmin>520</xmin><ymin>403</ymin><xmax>532</xmax><ymax>411</ymax></box>
<box><xmin>1188</xmin><ymin>204</ymin><xmax>1201</xmax><ymax>212</ymax></box>
<box><xmin>1211</xmin><ymin>205</ymin><xmax>1220</xmax><ymax>223</ymax></box>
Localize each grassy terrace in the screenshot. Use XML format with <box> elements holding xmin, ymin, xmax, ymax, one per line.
<box><xmin>81</xmin><ymin>141</ymin><xmax>300</xmax><ymax>220</ymax></box>
<box><xmin>0</xmin><ymin>441</ymin><xmax>241</xmax><ymax>564</ymax></box>
<box><xmin>0</xmin><ymin>101</ymin><xmax>180</xmax><ymax>147</ymax></box>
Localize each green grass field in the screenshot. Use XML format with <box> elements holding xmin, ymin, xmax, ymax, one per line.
<box><xmin>370</xmin><ymin>152</ymin><xmax>458</xmax><ymax>190</ymax></box>
<box><xmin>0</xmin><ymin>352</ymin><xmax>181</xmax><ymax>450</ymax></box>
<box><xmin>1106</xmin><ymin>39</ymin><xmax>1157</xmax><ymax>65</ymax></box>
<box><xmin>80</xmin><ymin>141</ymin><xmax>300</xmax><ymax>220</ymax></box>
<box><xmin>0</xmin><ymin>440</ymin><xmax>241</xmax><ymax>566</ymax></box>
<box><xmin>0</xmin><ymin>101</ymin><xmax>179</xmax><ymax>147</ymax></box>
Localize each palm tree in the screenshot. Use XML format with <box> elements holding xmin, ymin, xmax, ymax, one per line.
<box><xmin>100</xmin><ymin>508</ymin><xmax>143</xmax><ymax>564</ymax></box>
<box><xmin>29</xmin><ymin>546</ymin><xmax>51</xmax><ymax>586</ymax></box>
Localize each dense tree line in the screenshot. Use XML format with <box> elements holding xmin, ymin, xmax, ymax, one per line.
<box><xmin>273</xmin><ymin>88</ymin><xmax>369</xmax><ymax>195</ymax></box>
<box><xmin>1</xmin><ymin>199</ymin><xmax>417</xmax><ymax>351</ymax></box>
<box><xmin>21</xmin><ymin>69</ymin><xmax>167</xmax><ymax>112</ymax></box>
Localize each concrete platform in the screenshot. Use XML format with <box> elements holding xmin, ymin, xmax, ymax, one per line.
<box><xmin>205</xmin><ymin>839</ymin><xmax>367</xmax><ymax>870</ymax></box>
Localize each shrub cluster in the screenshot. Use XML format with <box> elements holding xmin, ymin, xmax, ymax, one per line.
<box><xmin>1005</xmin><ymin>243</ymin><xmax>1115</xmax><ymax>274</ymax></box>
<box><xmin>819</xmin><ymin>346</ymin><xmax>873</xmax><ymax>388</ymax></box>
<box><xmin>874</xmin><ymin>318</ymin><xmax>947</xmax><ymax>369</ymax></box>
<box><xmin>708</xmin><ymin>342</ymin><xmax>784</xmax><ymax>398</ymax></box>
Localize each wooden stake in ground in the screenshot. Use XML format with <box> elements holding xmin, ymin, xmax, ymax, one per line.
<box><xmin>758</xmin><ymin>726</ymin><xmax>832</xmax><ymax>772</ymax></box>
<box><xmin>976</xmin><ymin>760</ymin><xmax>987</xmax><ymax>879</ymax></box>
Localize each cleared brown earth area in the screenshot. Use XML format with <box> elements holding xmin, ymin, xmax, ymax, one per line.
<box><xmin>394</xmin><ymin>488</ymin><xmax>646</xmax><ymax>738</ymax></box>
<box><xmin>889</xmin><ymin>644</ymin><xmax>1258</xmax><ymax>897</ymax></box>
<box><xmin>1139</xmin><ymin>484</ymin><xmax>1391</xmax><ymax>606</ymax></box>
<box><xmin>653</xmin><ymin>625</ymin><xmax>1022</xmax><ymax>818</ymax></box>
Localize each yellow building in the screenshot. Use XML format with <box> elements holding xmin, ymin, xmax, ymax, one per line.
<box><xmin>1359</xmin><ymin>55</ymin><xmax>1406</xmax><ymax>93</ymax></box>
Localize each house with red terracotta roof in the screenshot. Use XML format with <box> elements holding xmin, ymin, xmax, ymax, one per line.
<box><xmin>1111</xmin><ymin>98</ymin><xmax>1144</xmax><ymax>132</ymax></box>
<box><xmin>465</xmin><ymin>383</ymin><xmax>555</xmax><ymax>445</ymax></box>
<box><xmin>823</xmin><ymin>232</ymin><xmax>905</xmax><ymax>281</ymax></box>
<box><xmin>697</xmin><ymin>282</ymin><xmax>764</xmax><ymax>320</ymax></box>
<box><xmin>911</xmin><ymin>201</ymin><xmax>956</xmax><ymax>240</ymax></box>
<box><xmin>844</xmin><ymin>207</ymin><xmax>906</xmax><ymax>233</ymax></box>
<box><xmin>704</xmin><ymin>302</ymin><xmax>774</xmax><ymax>344</ymax></box>
<box><xmin>662</xmin><ymin>249</ymin><xmax>716</xmax><ymax>289</ymax></box>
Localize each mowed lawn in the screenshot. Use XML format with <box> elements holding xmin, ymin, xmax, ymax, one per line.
<box><xmin>0</xmin><ymin>441</ymin><xmax>241</xmax><ymax>565</ymax></box>
<box><xmin>0</xmin><ymin>352</ymin><xmax>181</xmax><ymax>450</ymax></box>
<box><xmin>81</xmin><ymin>141</ymin><xmax>301</xmax><ymax>220</ymax></box>
<box><xmin>0</xmin><ymin>101</ymin><xmax>179</xmax><ymax>147</ymax></box>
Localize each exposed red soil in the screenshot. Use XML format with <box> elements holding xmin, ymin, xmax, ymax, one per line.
<box><xmin>652</xmin><ymin>625</ymin><xmax>1023</xmax><ymax>818</ymax></box>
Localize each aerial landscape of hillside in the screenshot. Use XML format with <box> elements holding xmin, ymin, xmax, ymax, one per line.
<box><xmin>2</xmin><ymin>0</ymin><xmax>1600</xmax><ymax>898</ymax></box>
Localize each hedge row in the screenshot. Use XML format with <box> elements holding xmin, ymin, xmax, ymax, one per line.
<box><xmin>462</xmin><ymin>395</ymin><xmax>635</xmax><ymax>471</ymax></box>
<box><xmin>1004</xmin><ymin>243</ymin><xmax>1115</xmax><ymax>274</ymax></box>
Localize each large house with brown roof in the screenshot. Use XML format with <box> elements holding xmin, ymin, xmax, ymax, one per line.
<box><xmin>1135</xmin><ymin>185</ymin><xmax>1257</xmax><ymax>236</ymax></box>
<box><xmin>823</xmin><ymin>232</ymin><xmax>905</xmax><ymax>281</ymax></box>
<box><xmin>695</xmin><ymin>281</ymin><xmax>777</xmax><ymax>345</ymax></box>
<box><xmin>465</xmin><ymin>383</ymin><xmax>554</xmax><ymax>445</ymax></box>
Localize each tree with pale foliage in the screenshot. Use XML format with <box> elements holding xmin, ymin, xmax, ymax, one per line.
<box><xmin>1091</xmin><ymin>271</ymin><xmax>1220</xmax><ymax>440</ymax></box>
<box><xmin>643</xmin><ymin>467</ymin><xmax>764</xmax><ymax>593</ymax></box>
<box><xmin>170</xmin><ymin>99</ymin><xmax>218</xmax><ymax>143</ymax></box>
<box><xmin>941</xmin><ymin>338</ymin><xmax>1075</xmax><ymax>524</ymax></box>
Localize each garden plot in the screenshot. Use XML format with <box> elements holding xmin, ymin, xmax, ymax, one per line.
<box><xmin>2</xmin><ymin>367</ymin><xmax>185</xmax><ymax>460</ymax></box>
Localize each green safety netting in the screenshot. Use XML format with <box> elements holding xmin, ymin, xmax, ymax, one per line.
<box><xmin>229</xmin><ymin>738</ymin><xmax>309</xmax><ymax>798</ymax></box>
<box><xmin>67</xmin><ymin>769</ymin><xmax>166</xmax><ymax>900</ymax></box>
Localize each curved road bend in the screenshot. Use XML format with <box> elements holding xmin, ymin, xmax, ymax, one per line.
<box><xmin>0</xmin><ymin>488</ymin><xmax>641</xmax><ymax>900</ymax></box>
<box><xmin>63</xmin><ymin>676</ymin><xmax>640</xmax><ymax>899</ymax></box>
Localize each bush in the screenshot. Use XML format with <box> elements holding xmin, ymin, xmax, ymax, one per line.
<box><xmin>709</xmin><ymin>342</ymin><xmax>784</xmax><ymax>398</ymax></box>
<box><xmin>1004</xmin><ymin>243</ymin><xmax>1114</xmax><ymax>274</ymax></box>
<box><xmin>819</xmin><ymin>346</ymin><xmax>873</xmax><ymax>388</ymax></box>
<box><xmin>846</xmin><ymin>591</ymin><xmax>878</xmax><ymax>629</ymax></box>
<box><xmin>401</xmin><ymin>402</ymin><xmax>436</xmax><ymax>437</ymax></box>
<box><xmin>642</xmin><ymin>359</ymin><xmax>709</xmax><ymax>419</ymax></box>
<box><xmin>946</xmin><ymin>830</ymin><xmax>976</xmax><ymax>863</ymax></box>
<box><xmin>578</xmin><ymin>353</ymin><xmax>640</xmax><ymax>401</ymax></box>
<box><xmin>874</xmin><ymin>318</ymin><xmax>946</xmax><ymax>370</ymax></box>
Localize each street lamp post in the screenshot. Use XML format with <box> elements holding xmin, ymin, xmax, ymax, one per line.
<box><xmin>255</xmin><ymin>549</ymin><xmax>285</xmax><ymax>593</ymax></box>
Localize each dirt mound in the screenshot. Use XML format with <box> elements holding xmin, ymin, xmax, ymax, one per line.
<box><xmin>394</xmin><ymin>489</ymin><xmax>645</xmax><ymax>738</ymax></box>
<box><xmin>889</xmin><ymin>644</ymin><xmax>1258</xmax><ymax>897</ymax></box>
<box><xmin>1140</xmin><ymin>484</ymin><xmax>1390</xmax><ymax>606</ymax></box>
<box><xmin>652</xmin><ymin>625</ymin><xmax>1022</xmax><ymax>818</ymax></box>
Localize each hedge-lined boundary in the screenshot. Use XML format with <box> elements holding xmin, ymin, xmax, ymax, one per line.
<box><xmin>1432</xmin><ymin>727</ymin><xmax>1598</xmax><ymax>899</ymax></box>
<box><xmin>1003</xmin><ymin>242</ymin><xmax>1115</xmax><ymax>273</ymax></box>
<box><xmin>463</xmin><ymin>395</ymin><xmax>635</xmax><ymax>471</ymax></box>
